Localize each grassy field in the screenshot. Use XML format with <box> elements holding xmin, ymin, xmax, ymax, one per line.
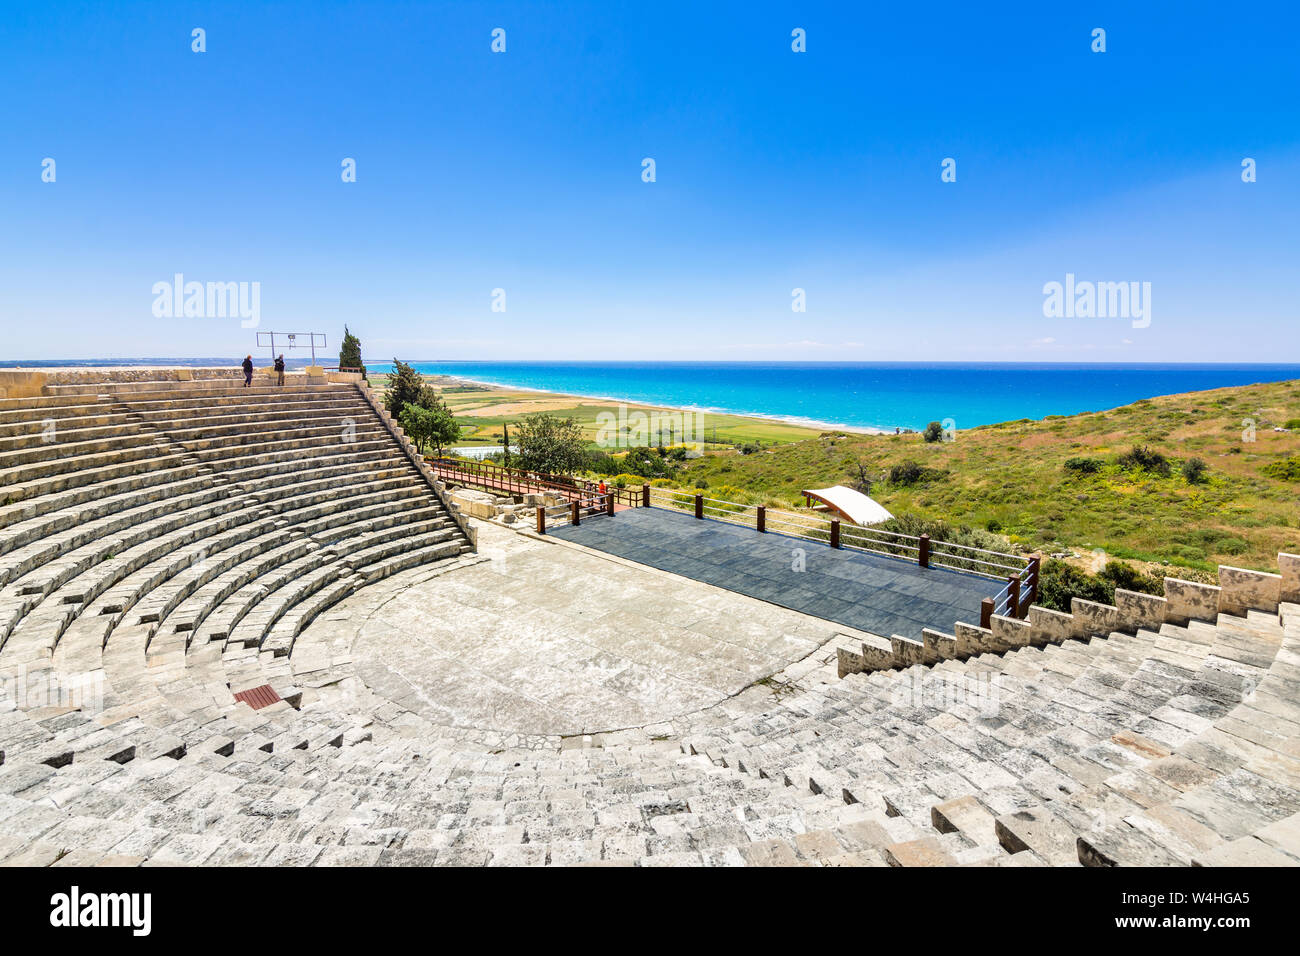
<box><xmin>670</xmin><ymin>379</ymin><xmax>1300</xmax><ymax>574</ymax></box>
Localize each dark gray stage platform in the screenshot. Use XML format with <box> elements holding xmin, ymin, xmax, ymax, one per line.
<box><xmin>548</xmin><ymin>507</ymin><xmax>998</xmax><ymax>640</ymax></box>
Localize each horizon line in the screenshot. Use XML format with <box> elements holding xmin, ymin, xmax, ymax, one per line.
<box><xmin>6</xmin><ymin>358</ymin><xmax>1300</xmax><ymax>369</ymax></box>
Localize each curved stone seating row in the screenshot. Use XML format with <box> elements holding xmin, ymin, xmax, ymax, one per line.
<box><xmin>0</xmin><ymin>378</ymin><xmax>474</xmax><ymax>782</ymax></box>
<box><xmin>681</xmin><ymin>558</ymin><xmax>1299</xmax><ymax>865</ymax></box>
<box><xmin>3</xmin><ymin>601</ymin><xmax>1290</xmax><ymax>867</ymax></box>
<box><xmin>0</xmin><ymin>413</ymin><xmax>394</xmax><ymax>571</ymax></box>
<box><xmin>0</xmin><ymin>682</ymin><xmax>925</xmax><ymax>866</ymax></box>
<box><xmin>4</xmin><ymin>567</ymin><xmax>1019</xmax><ymax>869</ymax></box>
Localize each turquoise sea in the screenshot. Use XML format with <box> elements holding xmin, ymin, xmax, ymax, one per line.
<box><xmin>387</xmin><ymin>362</ymin><xmax>1300</xmax><ymax>432</ymax></box>
<box><xmin>7</xmin><ymin>359</ymin><xmax>1297</xmax><ymax>432</ymax></box>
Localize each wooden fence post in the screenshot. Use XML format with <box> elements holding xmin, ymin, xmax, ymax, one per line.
<box><xmin>980</xmin><ymin>598</ymin><xmax>994</xmax><ymax>629</ymax></box>
<box><xmin>1008</xmin><ymin>574</ymin><xmax>1021</xmax><ymax>618</ymax></box>
<box><xmin>571</xmin><ymin>500</ymin><xmax>580</xmax><ymax>526</ymax></box>
<box><xmin>830</xmin><ymin>519</ymin><xmax>840</xmax><ymax>549</ymax></box>
<box><xmin>694</xmin><ymin>494</ymin><xmax>703</xmax><ymax>519</ymax></box>
<box><xmin>642</xmin><ymin>483</ymin><xmax>650</xmax><ymax>508</ymax></box>
<box><xmin>606</xmin><ymin>493</ymin><xmax>614</xmax><ymax>517</ymax></box>
<box><xmin>536</xmin><ymin>507</ymin><xmax>545</xmax><ymax>534</ymax></box>
<box><xmin>756</xmin><ymin>505</ymin><xmax>766</xmax><ymax>533</ymax></box>
<box><xmin>918</xmin><ymin>534</ymin><xmax>930</xmax><ymax>568</ymax></box>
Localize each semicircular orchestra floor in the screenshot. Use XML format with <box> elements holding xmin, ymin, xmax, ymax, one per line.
<box><xmin>294</xmin><ymin>522</ymin><xmax>850</xmax><ymax>739</ymax></box>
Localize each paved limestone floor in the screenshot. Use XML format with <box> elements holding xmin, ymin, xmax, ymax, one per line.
<box><xmin>295</xmin><ymin>522</ymin><xmax>850</xmax><ymax>738</ymax></box>
<box><xmin>548</xmin><ymin>507</ymin><xmax>1000</xmax><ymax>641</ymax></box>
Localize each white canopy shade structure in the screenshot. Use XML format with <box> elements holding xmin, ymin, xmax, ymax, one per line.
<box><xmin>802</xmin><ymin>485</ymin><xmax>894</xmax><ymax>526</ymax></box>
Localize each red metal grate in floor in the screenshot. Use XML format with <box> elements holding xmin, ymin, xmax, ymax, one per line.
<box><xmin>233</xmin><ymin>684</ymin><xmax>282</xmax><ymax>710</ymax></box>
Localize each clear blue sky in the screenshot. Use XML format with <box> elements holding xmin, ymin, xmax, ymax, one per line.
<box><xmin>2</xmin><ymin>1</ymin><xmax>1297</xmax><ymax>362</ymax></box>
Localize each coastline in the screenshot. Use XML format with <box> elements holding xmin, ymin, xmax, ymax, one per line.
<box><xmin>425</xmin><ymin>372</ymin><xmax>898</xmax><ymax>437</ymax></box>
<box><xmin>400</xmin><ymin>360</ymin><xmax>1300</xmax><ymax>436</ymax></box>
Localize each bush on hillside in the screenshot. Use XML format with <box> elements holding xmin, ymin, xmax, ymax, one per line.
<box><xmin>875</xmin><ymin>514</ymin><xmax>1005</xmax><ymax>552</ymax></box>
<box><xmin>1036</xmin><ymin>559</ymin><xmax>1164</xmax><ymax>613</ymax></box>
<box><xmin>1063</xmin><ymin>456</ymin><xmax>1103</xmax><ymax>474</ymax></box>
<box><xmin>1182</xmin><ymin>457</ymin><xmax>1208</xmax><ymax>483</ymax></box>
<box><xmin>621</xmin><ymin>446</ymin><xmax>676</xmax><ymax>479</ymax></box>
<box><xmin>584</xmin><ymin>450</ymin><xmax>621</xmax><ymax>475</ymax></box>
<box><xmin>1117</xmin><ymin>445</ymin><xmax>1171</xmax><ymax>476</ymax></box>
<box><xmin>1261</xmin><ymin>456</ymin><xmax>1300</xmax><ymax>481</ymax></box>
<box><xmin>887</xmin><ymin>461</ymin><xmax>945</xmax><ymax>486</ymax></box>
<box><xmin>861</xmin><ymin>514</ymin><xmax>1007</xmax><ymax>569</ymax></box>
<box><xmin>922</xmin><ymin>421</ymin><xmax>944</xmax><ymax>443</ymax></box>
<box><xmin>888</xmin><ymin>461</ymin><xmax>923</xmax><ymax>485</ymax></box>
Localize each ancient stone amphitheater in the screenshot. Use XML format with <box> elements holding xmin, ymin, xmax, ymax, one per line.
<box><xmin>1</xmin><ymin>369</ymin><xmax>1297</xmax><ymax>867</ymax></box>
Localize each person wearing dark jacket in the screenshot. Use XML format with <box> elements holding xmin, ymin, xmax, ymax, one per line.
<box><xmin>274</xmin><ymin>354</ymin><xmax>286</xmax><ymax>386</ymax></box>
<box><xmin>242</xmin><ymin>355</ymin><xmax>254</xmax><ymax>387</ymax></box>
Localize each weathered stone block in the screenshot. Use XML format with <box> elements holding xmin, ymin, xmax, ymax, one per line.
<box><xmin>990</xmin><ymin>614</ymin><xmax>1032</xmax><ymax>649</ymax></box>
<box><xmin>1026</xmin><ymin>604</ymin><xmax>1072</xmax><ymax>646</ymax></box>
<box><xmin>1115</xmin><ymin>588</ymin><xmax>1167</xmax><ymax>633</ymax></box>
<box><xmin>995</xmin><ymin>806</ymin><xmax>1079</xmax><ymax>865</ymax></box>
<box><xmin>954</xmin><ymin>621</ymin><xmax>994</xmax><ymax>657</ymax></box>
<box><xmin>836</xmin><ymin>645</ymin><xmax>866</xmax><ymax>678</ymax></box>
<box><xmin>1071</xmin><ymin>598</ymin><xmax>1121</xmax><ymax>639</ymax></box>
<box><xmin>1279</xmin><ymin>553</ymin><xmax>1300</xmax><ymax>604</ymax></box>
<box><xmin>921</xmin><ymin>628</ymin><xmax>958</xmax><ymax>663</ymax></box>
<box><xmin>1218</xmin><ymin>565</ymin><xmax>1282</xmax><ymax>615</ymax></box>
<box><xmin>845</xmin><ymin>634</ymin><xmax>894</xmax><ymax>673</ymax></box>
<box><xmin>0</xmin><ymin>370</ymin><xmax>47</xmax><ymax>399</ymax></box>
<box><xmin>1163</xmin><ymin>577</ymin><xmax>1221</xmax><ymax>626</ymax></box>
<box><xmin>890</xmin><ymin>635</ymin><xmax>926</xmax><ymax>667</ymax></box>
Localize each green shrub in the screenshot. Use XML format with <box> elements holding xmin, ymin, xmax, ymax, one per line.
<box><xmin>922</xmin><ymin>421</ymin><xmax>944</xmax><ymax>443</ymax></box>
<box><xmin>1262</xmin><ymin>457</ymin><xmax>1300</xmax><ymax>481</ymax></box>
<box><xmin>620</xmin><ymin>446</ymin><xmax>676</xmax><ymax>479</ymax></box>
<box><xmin>876</xmin><ymin>514</ymin><xmax>1004</xmax><ymax>552</ymax></box>
<box><xmin>1213</xmin><ymin>537</ymin><xmax>1249</xmax><ymax>556</ymax></box>
<box><xmin>1036</xmin><ymin>559</ymin><xmax>1163</xmax><ymax>613</ymax></box>
<box><xmin>887</xmin><ymin>461</ymin><xmax>945</xmax><ymax>486</ymax></box>
<box><xmin>584</xmin><ymin>450</ymin><xmax>621</xmax><ymax>475</ymax></box>
<box><xmin>707</xmin><ymin>484</ymin><xmax>757</xmax><ymax>512</ymax></box>
<box><xmin>1182</xmin><ymin>458</ymin><xmax>1208</xmax><ymax>483</ymax></box>
<box><xmin>889</xmin><ymin>461</ymin><xmax>924</xmax><ymax>485</ymax></box>
<box><xmin>1117</xmin><ymin>445</ymin><xmax>1171</xmax><ymax>476</ymax></box>
<box><xmin>1063</xmin><ymin>457</ymin><xmax>1103</xmax><ymax>474</ymax></box>
<box><xmin>1284</xmin><ymin>418</ymin><xmax>1300</xmax><ymax>430</ymax></box>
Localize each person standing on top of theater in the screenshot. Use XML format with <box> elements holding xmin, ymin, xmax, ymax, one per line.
<box><xmin>274</xmin><ymin>354</ymin><xmax>286</xmax><ymax>387</ymax></box>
